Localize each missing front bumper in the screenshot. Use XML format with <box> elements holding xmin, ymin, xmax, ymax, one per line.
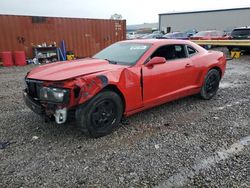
<box><xmin>23</xmin><ymin>91</ymin><xmax>43</xmax><ymax>114</ymax></box>
<box><xmin>23</xmin><ymin>91</ymin><xmax>68</xmax><ymax>124</ymax></box>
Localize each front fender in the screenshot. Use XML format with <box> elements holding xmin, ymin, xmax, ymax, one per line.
<box><xmin>75</xmin><ymin>67</ymin><xmax>143</xmax><ymax>113</ymax></box>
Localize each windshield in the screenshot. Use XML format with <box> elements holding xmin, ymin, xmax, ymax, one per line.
<box><xmin>232</xmin><ymin>29</ymin><xmax>250</xmax><ymax>36</ymax></box>
<box><xmin>93</xmin><ymin>43</ymin><xmax>151</xmax><ymax>65</ymax></box>
<box><xmin>141</xmin><ymin>34</ymin><xmax>162</xmax><ymax>39</ymax></box>
<box><xmin>194</xmin><ymin>31</ymin><xmax>209</xmax><ymax>37</ymax></box>
<box><xmin>164</xmin><ymin>33</ymin><xmax>173</xmax><ymax>38</ymax></box>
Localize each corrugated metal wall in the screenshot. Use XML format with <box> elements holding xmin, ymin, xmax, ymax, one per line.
<box><xmin>159</xmin><ymin>8</ymin><xmax>250</xmax><ymax>32</ymax></box>
<box><xmin>0</xmin><ymin>15</ymin><xmax>126</xmax><ymax>58</ymax></box>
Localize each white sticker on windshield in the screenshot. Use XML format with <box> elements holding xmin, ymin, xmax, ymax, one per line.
<box><xmin>130</xmin><ymin>46</ymin><xmax>147</xmax><ymax>50</ymax></box>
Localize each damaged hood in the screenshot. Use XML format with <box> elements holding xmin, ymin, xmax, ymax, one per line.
<box><xmin>27</xmin><ymin>58</ymin><xmax>127</xmax><ymax>81</ymax></box>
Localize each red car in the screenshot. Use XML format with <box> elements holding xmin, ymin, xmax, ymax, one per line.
<box><xmin>190</xmin><ymin>30</ymin><xmax>229</xmax><ymax>49</ymax></box>
<box><xmin>24</xmin><ymin>39</ymin><xmax>226</xmax><ymax>137</ymax></box>
<box><xmin>190</xmin><ymin>30</ymin><xmax>229</xmax><ymax>40</ymax></box>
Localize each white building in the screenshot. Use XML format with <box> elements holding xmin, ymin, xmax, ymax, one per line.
<box><xmin>159</xmin><ymin>7</ymin><xmax>250</xmax><ymax>33</ymax></box>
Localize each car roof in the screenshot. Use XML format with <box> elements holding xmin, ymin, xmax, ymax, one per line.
<box><xmin>198</xmin><ymin>30</ymin><xmax>219</xmax><ymax>33</ymax></box>
<box><xmin>120</xmin><ymin>39</ymin><xmax>193</xmax><ymax>45</ymax></box>
<box><xmin>233</xmin><ymin>26</ymin><xmax>250</xmax><ymax>30</ymax></box>
<box><xmin>166</xmin><ymin>32</ymin><xmax>185</xmax><ymax>35</ymax></box>
<box><xmin>118</xmin><ymin>39</ymin><xmax>207</xmax><ymax>54</ymax></box>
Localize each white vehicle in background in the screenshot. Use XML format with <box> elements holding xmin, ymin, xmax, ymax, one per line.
<box><xmin>126</xmin><ymin>32</ymin><xmax>137</xmax><ymax>39</ymax></box>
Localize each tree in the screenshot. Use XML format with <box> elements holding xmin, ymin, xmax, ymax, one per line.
<box><xmin>110</xmin><ymin>13</ymin><xmax>122</xmax><ymax>20</ymax></box>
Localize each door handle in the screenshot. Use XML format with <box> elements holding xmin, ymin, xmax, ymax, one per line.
<box><xmin>185</xmin><ymin>63</ymin><xmax>193</xmax><ymax>68</ymax></box>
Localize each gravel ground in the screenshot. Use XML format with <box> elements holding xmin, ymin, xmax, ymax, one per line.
<box><xmin>0</xmin><ymin>49</ymin><xmax>250</xmax><ymax>188</ymax></box>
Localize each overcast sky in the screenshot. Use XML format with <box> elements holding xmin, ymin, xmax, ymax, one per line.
<box><xmin>0</xmin><ymin>0</ymin><xmax>250</xmax><ymax>25</ymax></box>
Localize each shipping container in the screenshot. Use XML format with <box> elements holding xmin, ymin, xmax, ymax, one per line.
<box><xmin>0</xmin><ymin>15</ymin><xmax>126</xmax><ymax>58</ymax></box>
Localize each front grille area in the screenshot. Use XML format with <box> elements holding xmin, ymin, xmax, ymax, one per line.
<box><xmin>25</xmin><ymin>79</ymin><xmax>43</xmax><ymax>100</ymax></box>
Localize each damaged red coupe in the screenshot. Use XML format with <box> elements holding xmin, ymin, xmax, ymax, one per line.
<box><xmin>24</xmin><ymin>39</ymin><xmax>226</xmax><ymax>137</ymax></box>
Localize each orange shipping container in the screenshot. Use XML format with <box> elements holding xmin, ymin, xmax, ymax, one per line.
<box><xmin>0</xmin><ymin>15</ymin><xmax>126</xmax><ymax>58</ymax></box>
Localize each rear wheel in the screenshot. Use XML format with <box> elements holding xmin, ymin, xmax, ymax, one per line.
<box><xmin>200</xmin><ymin>69</ymin><xmax>220</xmax><ymax>100</ymax></box>
<box><xmin>76</xmin><ymin>91</ymin><xmax>123</xmax><ymax>138</ymax></box>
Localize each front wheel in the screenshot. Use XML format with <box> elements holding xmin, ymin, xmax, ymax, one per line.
<box><xmin>200</xmin><ymin>69</ymin><xmax>220</xmax><ymax>100</ymax></box>
<box><xmin>76</xmin><ymin>91</ymin><xmax>123</xmax><ymax>138</ymax></box>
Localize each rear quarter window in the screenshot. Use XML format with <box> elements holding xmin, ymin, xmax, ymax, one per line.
<box><xmin>187</xmin><ymin>45</ymin><xmax>198</xmax><ymax>56</ymax></box>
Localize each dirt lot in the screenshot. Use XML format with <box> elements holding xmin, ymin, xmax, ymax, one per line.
<box><xmin>0</xmin><ymin>50</ymin><xmax>250</xmax><ymax>187</ymax></box>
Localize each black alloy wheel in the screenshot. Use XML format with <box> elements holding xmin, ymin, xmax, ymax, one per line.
<box><xmin>200</xmin><ymin>69</ymin><xmax>220</xmax><ymax>100</ymax></box>
<box><xmin>91</xmin><ymin>99</ymin><xmax>116</xmax><ymax>131</ymax></box>
<box><xmin>205</xmin><ymin>73</ymin><xmax>219</xmax><ymax>94</ymax></box>
<box><xmin>76</xmin><ymin>91</ymin><xmax>123</xmax><ymax>138</ymax></box>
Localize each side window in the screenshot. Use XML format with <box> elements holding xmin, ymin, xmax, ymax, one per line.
<box><xmin>210</xmin><ymin>32</ymin><xmax>216</xmax><ymax>37</ymax></box>
<box><xmin>151</xmin><ymin>44</ymin><xmax>187</xmax><ymax>60</ymax></box>
<box><xmin>187</xmin><ymin>45</ymin><xmax>198</xmax><ymax>56</ymax></box>
<box><xmin>218</xmin><ymin>31</ymin><xmax>224</xmax><ymax>37</ymax></box>
<box><xmin>176</xmin><ymin>33</ymin><xmax>181</xmax><ymax>38</ymax></box>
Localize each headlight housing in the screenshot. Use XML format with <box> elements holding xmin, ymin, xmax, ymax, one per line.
<box><xmin>39</xmin><ymin>87</ymin><xmax>69</xmax><ymax>103</ymax></box>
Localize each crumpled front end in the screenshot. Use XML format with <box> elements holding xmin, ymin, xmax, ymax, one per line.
<box><xmin>23</xmin><ymin>74</ymin><xmax>109</xmax><ymax>124</ymax></box>
<box><xmin>23</xmin><ymin>78</ymin><xmax>69</xmax><ymax>124</ymax></box>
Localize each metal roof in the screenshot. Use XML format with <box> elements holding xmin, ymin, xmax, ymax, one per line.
<box><xmin>159</xmin><ymin>7</ymin><xmax>250</xmax><ymax>16</ymax></box>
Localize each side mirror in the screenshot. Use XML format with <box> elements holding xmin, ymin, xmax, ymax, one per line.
<box><xmin>146</xmin><ymin>57</ymin><xmax>166</xmax><ymax>67</ymax></box>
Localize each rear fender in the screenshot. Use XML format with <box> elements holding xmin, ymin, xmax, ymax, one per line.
<box><xmin>199</xmin><ymin>52</ymin><xmax>226</xmax><ymax>85</ymax></box>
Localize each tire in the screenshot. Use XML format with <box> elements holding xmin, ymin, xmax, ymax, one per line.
<box><xmin>200</xmin><ymin>69</ymin><xmax>220</xmax><ymax>100</ymax></box>
<box><xmin>76</xmin><ymin>91</ymin><xmax>123</xmax><ymax>138</ymax></box>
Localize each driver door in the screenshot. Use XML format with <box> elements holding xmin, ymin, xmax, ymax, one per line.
<box><xmin>142</xmin><ymin>44</ymin><xmax>198</xmax><ymax>106</ymax></box>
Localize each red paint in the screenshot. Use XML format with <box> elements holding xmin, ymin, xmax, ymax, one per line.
<box><xmin>190</xmin><ymin>30</ymin><xmax>229</xmax><ymax>40</ymax></box>
<box><xmin>28</xmin><ymin>58</ymin><xmax>127</xmax><ymax>81</ymax></box>
<box><xmin>26</xmin><ymin>39</ymin><xmax>227</xmax><ymax>117</ymax></box>
<box><xmin>13</xmin><ymin>51</ymin><xmax>26</xmax><ymax>66</ymax></box>
<box><xmin>1</xmin><ymin>51</ymin><xmax>14</xmax><ymax>67</ymax></box>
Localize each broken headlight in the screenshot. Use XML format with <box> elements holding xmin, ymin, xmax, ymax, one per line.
<box><xmin>39</xmin><ymin>87</ymin><xmax>69</xmax><ymax>103</ymax></box>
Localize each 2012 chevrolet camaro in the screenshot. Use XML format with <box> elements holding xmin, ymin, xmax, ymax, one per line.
<box><xmin>24</xmin><ymin>39</ymin><xmax>226</xmax><ymax>137</ymax></box>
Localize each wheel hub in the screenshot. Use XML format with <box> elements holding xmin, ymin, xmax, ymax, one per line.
<box><xmin>206</xmin><ymin>74</ymin><xmax>218</xmax><ymax>93</ymax></box>
<box><xmin>91</xmin><ymin>100</ymin><xmax>115</xmax><ymax>128</ymax></box>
